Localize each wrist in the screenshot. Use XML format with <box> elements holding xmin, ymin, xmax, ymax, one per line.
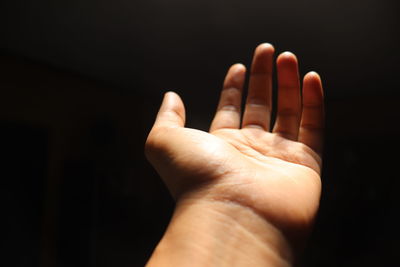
<box><xmin>147</xmin><ymin>197</ymin><xmax>293</xmax><ymax>267</ymax></box>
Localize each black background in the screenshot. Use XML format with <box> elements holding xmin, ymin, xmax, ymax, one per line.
<box><xmin>1</xmin><ymin>0</ymin><xmax>399</xmax><ymax>266</ymax></box>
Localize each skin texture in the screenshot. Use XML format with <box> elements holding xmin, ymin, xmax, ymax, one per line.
<box><xmin>145</xmin><ymin>43</ymin><xmax>324</xmax><ymax>266</ymax></box>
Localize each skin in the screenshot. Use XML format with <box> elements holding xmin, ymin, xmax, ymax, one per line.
<box><xmin>145</xmin><ymin>43</ymin><xmax>324</xmax><ymax>266</ymax></box>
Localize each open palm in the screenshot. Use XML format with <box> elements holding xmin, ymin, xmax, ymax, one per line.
<box><xmin>145</xmin><ymin>43</ymin><xmax>324</xmax><ymax>241</ymax></box>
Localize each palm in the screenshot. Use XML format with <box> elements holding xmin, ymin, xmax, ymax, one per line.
<box><xmin>146</xmin><ymin>43</ymin><xmax>324</xmax><ymax>235</ymax></box>
<box><xmin>212</xmin><ymin>127</ymin><xmax>321</xmax><ymax>173</ymax></box>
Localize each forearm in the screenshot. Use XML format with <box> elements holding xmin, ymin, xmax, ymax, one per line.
<box><xmin>146</xmin><ymin>198</ymin><xmax>293</xmax><ymax>267</ymax></box>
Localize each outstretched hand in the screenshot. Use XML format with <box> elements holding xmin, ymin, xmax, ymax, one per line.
<box><xmin>145</xmin><ymin>43</ymin><xmax>324</xmax><ymax>256</ymax></box>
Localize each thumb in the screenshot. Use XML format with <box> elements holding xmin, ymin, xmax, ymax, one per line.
<box><xmin>153</xmin><ymin>91</ymin><xmax>186</xmax><ymax>128</ymax></box>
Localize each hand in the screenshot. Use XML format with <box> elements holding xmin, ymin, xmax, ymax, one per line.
<box><xmin>145</xmin><ymin>43</ymin><xmax>324</xmax><ymax>265</ymax></box>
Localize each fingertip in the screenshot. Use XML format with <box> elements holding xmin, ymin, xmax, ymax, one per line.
<box><xmin>231</xmin><ymin>63</ymin><xmax>246</xmax><ymax>73</ymax></box>
<box><xmin>161</xmin><ymin>91</ymin><xmax>176</xmax><ymax>108</ymax></box>
<box><xmin>303</xmin><ymin>72</ymin><xmax>324</xmax><ymax>106</ymax></box>
<box><xmin>164</xmin><ymin>90</ymin><xmax>179</xmax><ymax>100</ymax></box>
<box><xmin>251</xmin><ymin>43</ymin><xmax>275</xmax><ymax>74</ymax></box>
<box><xmin>280</xmin><ymin>51</ymin><xmax>295</xmax><ymax>57</ymax></box>
<box><xmin>277</xmin><ymin>51</ymin><xmax>298</xmax><ymax>64</ymax></box>
<box><xmin>226</xmin><ymin>63</ymin><xmax>246</xmax><ymax>85</ymax></box>
<box><xmin>161</xmin><ymin>91</ymin><xmax>175</xmax><ymax>106</ymax></box>
<box><xmin>305</xmin><ymin>71</ymin><xmax>321</xmax><ymax>81</ymax></box>
<box><xmin>304</xmin><ymin>71</ymin><xmax>323</xmax><ymax>91</ymax></box>
<box><xmin>156</xmin><ymin>91</ymin><xmax>185</xmax><ymax>126</ymax></box>
<box><xmin>255</xmin><ymin>43</ymin><xmax>275</xmax><ymax>55</ymax></box>
<box><xmin>234</xmin><ymin>63</ymin><xmax>246</xmax><ymax>76</ymax></box>
<box><xmin>256</xmin><ymin>43</ymin><xmax>275</xmax><ymax>52</ymax></box>
<box><xmin>163</xmin><ymin>90</ymin><xmax>184</xmax><ymax>104</ymax></box>
<box><xmin>307</xmin><ymin>71</ymin><xmax>319</xmax><ymax>76</ymax></box>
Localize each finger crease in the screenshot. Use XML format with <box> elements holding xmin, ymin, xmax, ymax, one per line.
<box><xmin>219</xmin><ymin>105</ymin><xmax>240</xmax><ymax>112</ymax></box>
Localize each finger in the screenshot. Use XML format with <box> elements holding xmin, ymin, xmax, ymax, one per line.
<box><xmin>210</xmin><ymin>64</ymin><xmax>246</xmax><ymax>132</ymax></box>
<box><xmin>272</xmin><ymin>52</ymin><xmax>302</xmax><ymax>140</ymax></box>
<box><xmin>153</xmin><ymin>91</ymin><xmax>186</xmax><ymax>128</ymax></box>
<box><xmin>242</xmin><ymin>43</ymin><xmax>274</xmax><ymax>130</ymax></box>
<box><xmin>299</xmin><ymin>72</ymin><xmax>324</xmax><ymax>155</ymax></box>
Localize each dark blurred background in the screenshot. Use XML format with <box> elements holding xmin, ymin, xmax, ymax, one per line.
<box><xmin>0</xmin><ymin>0</ymin><xmax>399</xmax><ymax>266</ymax></box>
